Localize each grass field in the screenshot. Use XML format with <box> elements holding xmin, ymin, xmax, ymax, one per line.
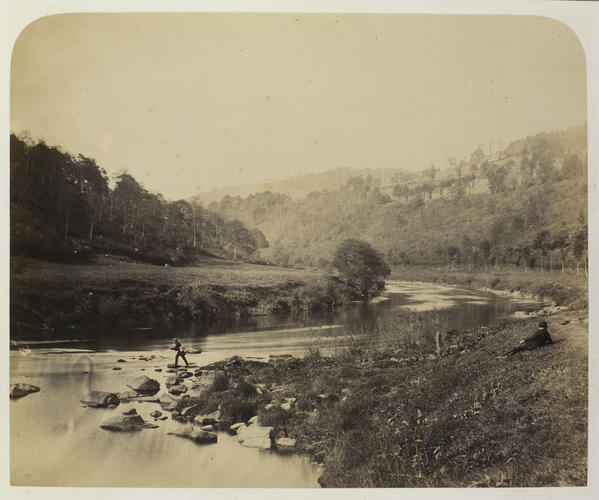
<box><xmin>10</xmin><ymin>255</ymin><xmax>325</xmax><ymax>336</ymax></box>
<box><xmin>12</xmin><ymin>254</ymin><xmax>322</xmax><ymax>289</ymax></box>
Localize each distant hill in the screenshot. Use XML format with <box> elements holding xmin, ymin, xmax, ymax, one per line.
<box><xmin>200</xmin><ymin>124</ymin><xmax>587</xmax><ymax>271</ymax></box>
<box><xmin>194</xmin><ymin>167</ymin><xmax>416</xmax><ymax>204</ymax></box>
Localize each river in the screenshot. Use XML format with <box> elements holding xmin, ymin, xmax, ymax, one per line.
<box><xmin>10</xmin><ymin>281</ymin><xmax>540</xmax><ymax>487</ymax></box>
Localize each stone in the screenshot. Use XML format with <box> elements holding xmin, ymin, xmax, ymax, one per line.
<box><xmin>166</xmin><ymin>369</ymin><xmax>176</xmax><ymax>373</ymax></box>
<box><xmin>179</xmin><ymin>371</ymin><xmax>193</xmax><ymax>379</ymax></box>
<box><xmin>276</xmin><ymin>437</ymin><xmax>296</xmax><ymax>450</ymax></box>
<box><xmin>117</xmin><ymin>359</ymin><xmax>127</xmax><ymax>363</ymax></box>
<box><xmin>117</xmin><ymin>390</ymin><xmax>138</xmax><ymax>401</ymax></box>
<box><xmin>265</xmin><ymin>403</ymin><xmax>275</xmax><ymax>410</ymax></box>
<box><xmin>80</xmin><ymin>391</ymin><xmax>120</xmax><ymax>408</ymax></box>
<box><xmin>154</xmin><ymin>368</ymin><xmax>162</xmax><ymax>372</ymax></box>
<box><xmin>284</xmin><ymin>397</ymin><xmax>296</xmax><ymax>403</ymax></box>
<box><xmin>158</xmin><ymin>392</ymin><xmax>177</xmax><ymax>410</ymax></box>
<box><xmin>159</xmin><ymin>416</ymin><xmax>168</xmax><ymax>421</ymax></box>
<box><xmin>112</xmin><ymin>367</ymin><xmax>122</xmax><ymax>370</ymax></box>
<box><xmin>127</xmin><ymin>376</ymin><xmax>160</xmax><ymax>394</ymax></box>
<box><xmin>201</xmin><ymin>424</ymin><xmax>214</xmax><ymax>432</ymax></box>
<box><xmin>194</xmin><ymin>410</ymin><xmax>221</xmax><ymax>426</ymax></box>
<box><xmin>168</xmin><ymin>426</ymin><xmax>217</xmax><ymax>444</ymax></box>
<box><xmin>169</xmin><ymin>384</ymin><xmax>188</xmax><ymax>395</ymax></box>
<box><xmin>10</xmin><ymin>383</ymin><xmax>40</xmax><ymax>399</ymax></box>
<box><xmin>230</xmin><ymin>422</ymin><xmax>245</xmax><ymax>432</ymax></box>
<box><xmin>236</xmin><ymin>424</ymin><xmax>273</xmax><ymax>449</ymax></box>
<box><xmin>193</xmin><ymin>369</ymin><xmax>203</xmax><ymax>377</ymax></box>
<box><xmin>167</xmin><ymin>363</ymin><xmax>178</xmax><ymax>369</ymax></box>
<box><xmin>100</xmin><ymin>414</ymin><xmax>158</xmax><ymax>431</ymax></box>
<box><xmin>122</xmin><ymin>408</ymin><xmax>138</xmax><ymax>415</ymax></box>
<box><xmin>280</xmin><ymin>402</ymin><xmax>292</xmax><ymax>411</ymax></box>
<box><xmin>165</xmin><ymin>376</ymin><xmax>183</xmax><ymax>386</ymax></box>
<box><xmin>150</xmin><ymin>410</ymin><xmax>162</xmax><ymax>418</ymax></box>
<box><xmin>248</xmin><ymin>415</ymin><xmax>260</xmax><ymax>425</ymax></box>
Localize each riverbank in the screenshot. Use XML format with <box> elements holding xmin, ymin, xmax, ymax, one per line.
<box><xmin>185</xmin><ymin>307</ymin><xmax>587</xmax><ymax>487</ymax></box>
<box><xmin>391</xmin><ymin>264</ymin><xmax>588</xmax><ymax>309</ymax></box>
<box><xmin>10</xmin><ymin>255</ymin><xmax>333</xmax><ymax>338</ymax></box>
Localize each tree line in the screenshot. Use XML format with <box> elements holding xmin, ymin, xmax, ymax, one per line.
<box><xmin>207</xmin><ymin>125</ymin><xmax>588</xmax><ymax>276</ymax></box>
<box><xmin>10</xmin><ymin>134</ymin><xmax>267</xmax><ymax>265</ymax></box>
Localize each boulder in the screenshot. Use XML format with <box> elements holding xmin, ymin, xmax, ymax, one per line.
<box><xmin>193</xmin><ymin>410</ymin><xmax>221</xmax><ymax>426</ymax></box>
<box><xmin>10</xmin><ymin>383</ymin><xmax>41</xmax><ymax>399</ymax></box>
<box><xmin>150</xmin><ymin>410</ymin><xmax>162</xmax><ymax>418</ymax></box>
<box><xmin>127</xmin><ymin>376</ymin><xmax>160</xmax><ymax>394</ymax></box>
<box><xmin>80</xmin><ymin>391</ymin><xmax>120</xmax><ymax>408</ymax></box>
<box><xmin>201</xmin><ymin>424</ymin><xmax>214</xmax><ymax>432</ymax></box>
<box><xmin>165</xmin><ymin>376</ymin><xmax>183</xmax><ymax>386</ymax></box>
<box><xmin>122</xmin><ymin>408</ymin><xmax>138</xmax><ymax>415</ymax></box>
<box><xmin>100</xmin><ymin>414</ymin><xmax>158</xmax><ymax>431</ymax></box>
<box><xmin>248</xmin><ymin>415</ymin><xmax>260</xmax><ymax>425</ymax></box>
<box><xmin>158</xmin><ymin>392</ymin><xmax>177</xmax><ymax>410</ymax></box>
<box><xmin>168</xmin><ymin>426</ymin><xmax>217</xmax><ymax>444</ymax></box>
<box><xmin>236</xmin><ymin>424</ymin><xmax>273</xmax><ymax>449</ymax></box>
<box><xmin>276</xmin><ymin>437</ymin><xmax>296</xmax><ymax>450</ymax></box>
<box><xmin>169</xmin><ymin>384</ymin><xmax>188</xmax><ymax>396</ymax></box>
<box><xmin>117</xmin><ymin>390</ymin><xmax>139</xmax><ymax>401</ymax></box>
<box><xmin>230</xmin><ymin>422</ymin><xmax>245</xmax><ymax>432</ymax></box>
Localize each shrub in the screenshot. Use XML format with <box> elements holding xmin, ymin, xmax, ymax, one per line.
<box><xmin>211</xmin><ymin>371</ymin><xmax>229</xmax><ymax>392</ymax></box>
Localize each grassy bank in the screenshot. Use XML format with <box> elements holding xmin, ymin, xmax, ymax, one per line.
<box><xmin>10</xmin><ymin>255</ymin><xmax>333</xmax><ymax>337</ymax></box>
<box><xmin>185</xmin><ymin>308</ymin><xmax>586</xmax><ymax>487</ymax></box>
<box><xmin>392</xmin><ymin>264</ymin><xmax>588</xmax><ymax>309</ymax></box>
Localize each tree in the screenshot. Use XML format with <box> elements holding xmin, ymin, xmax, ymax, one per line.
<box><xmin>332</xmin><ymin>239</ymin><xmax>390</xmax><ymax>299</ymax></box>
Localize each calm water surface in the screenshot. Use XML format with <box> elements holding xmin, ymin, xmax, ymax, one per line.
<box><xmin>10</xmin><ymin>281</ymin><xmax>539</xmax><ymax>487</ymax></box>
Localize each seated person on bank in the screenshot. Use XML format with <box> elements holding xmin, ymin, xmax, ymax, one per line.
<box><xmin>500</xmin><ymin>320</ymin><xmax>553</xmax><ymax>357</ymax></box>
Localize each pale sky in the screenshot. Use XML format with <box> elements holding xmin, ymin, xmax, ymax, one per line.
<box><xmin>11</xmin><ymin>13</ymin><xmax>586</xmax><ymax>200</ymax></box>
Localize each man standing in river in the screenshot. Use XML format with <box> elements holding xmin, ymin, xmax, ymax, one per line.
<box><xmin>171</xmin><ymin>338</ymin><xmax>189</xmax><ymax>367</ymax></box>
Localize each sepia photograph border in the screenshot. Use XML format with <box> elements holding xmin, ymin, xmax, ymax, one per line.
<box><xmin>1</xmin><ymin>1</ymin><xmax>598</xmax><ymax>499</ymax></box>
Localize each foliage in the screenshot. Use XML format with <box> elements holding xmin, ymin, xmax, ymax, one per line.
<box><xmin>332</xmin><ymin>239</ymin><xmax>391</xmax><ymax>299</ymax></box>
<box><xmin>10</xmin><ymin>134</ymin><xmax>266</xmax><ymax>265</ymax></box>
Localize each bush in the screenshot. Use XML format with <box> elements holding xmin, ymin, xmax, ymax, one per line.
<box><xmin>211</xmin><ymin>371</ymin><xmax>229</xmax><ymax>392</ymax></box>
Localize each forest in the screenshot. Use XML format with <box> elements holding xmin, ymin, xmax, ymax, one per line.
<box><xmin>205</xmin><ymin>125</ymin><xmax>588</xmax><ymax>275</ymax></box>
<box><xmin>10</xmin><ymin>134</ymin><xmax>267</xmax><ymax>266</ymax></box>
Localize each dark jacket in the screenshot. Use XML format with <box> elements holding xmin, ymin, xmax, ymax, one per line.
<box><xmin>520</xmin><ymin>327</ymin><xmax>553</xmax><ymax>350</ymax></box>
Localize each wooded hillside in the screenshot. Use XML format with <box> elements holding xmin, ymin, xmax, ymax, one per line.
<box><xmin>207</xmin><ymin>125</ymin><xmax>588</xmax><ymax>274</ymax></box>
<box><xmin>10</xmin><ymin>135</ymin><xmax>266</xmax><ymax>265</ymax></box>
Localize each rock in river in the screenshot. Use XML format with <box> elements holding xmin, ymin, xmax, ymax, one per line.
<box><xmin>236</xmin><ymin>423</ymin><xmax>273</xmax><ymax>449</ymax></box>
<box><xmin>10</xmin><ymin>383</ymin><xmax>40</xmax><ymax>399</ymax></box>
<box><xmin>81</xmin><ymin>391</ymin><xmax>120</xmax><ymax>408</ymax></box>
<box><xmin>168</xmin><ymin>426</ymin><xmax>217</xmax><ymax>444</ymax></box>
<box><xmin>169</xmin><ymin>384</ymin><xmax>187</xmax><ymax>396</ymax></box>
<box><xmin>100</xmin><ymin>413</ymin><xmax>158</xmax><ymax>431</ymax></box>
<box><xmin>165</xmin><ymin>376</ymin><xmax>183</xmax><ymax>387</ymax></box>
<box><xmin>127</xmin><ymin>375</ymin><xmax>160</xmax><ymax>394</ymax></box>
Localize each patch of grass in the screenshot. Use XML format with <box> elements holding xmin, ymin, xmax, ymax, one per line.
<box><xmin>231</xmin><ymin>310</ymin><xmax>586</xmax><ymax>487</ymax></box>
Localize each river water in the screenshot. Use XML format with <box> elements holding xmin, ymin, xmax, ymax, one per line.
<box><xmin>10</xmin><ymin>281</ymin><xmax>539</xmax><ymax>487</ymax></box>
